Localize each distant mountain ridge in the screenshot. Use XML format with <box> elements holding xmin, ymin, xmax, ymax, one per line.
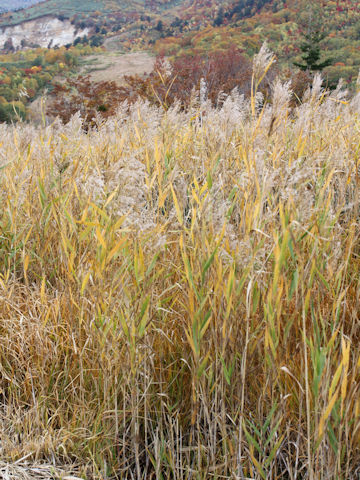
<box><xmin>0</xmin><ymin>0</ymin><xmax>235</xmax><ymax>62</ymax></box>
<box><xmin>0</xmin><ymin>0</ymin><xmax>44</xmax><ymax>13</ymax></box>
<box><xmin>0</xmin><ymin>0</ymin><xmax>231</xmax><ymax>27</ymax></box>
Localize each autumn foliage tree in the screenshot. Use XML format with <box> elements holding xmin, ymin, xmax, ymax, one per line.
<box><xmin>48</xmin><ymin>75</ymin><xmax>127</xmax><ymax>127</ymax></box>
<box><xmin>124</xmin><ymin>47</ymin><xmax>254</xmax><ymax>108</ymax></box>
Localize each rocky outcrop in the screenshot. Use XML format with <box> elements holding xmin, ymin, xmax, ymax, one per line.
<box><xmin>0</xmin><ymin>16</ymin><xmax>89</xmax><ymax>49</ymax></box>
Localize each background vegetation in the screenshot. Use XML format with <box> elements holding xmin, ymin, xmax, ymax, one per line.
<box><xmin>0</xmin><ymin>43</ymin><xmax>103</xmax><ymax>123</ymax></box>
<box><xmin>2</xmin><ymin>0</ymin><xmax>360</xmax><ymax>98</ymax></box>
<box><xmin>153</xmin><ymin>0</ymin><xmax>360</xmax><ymax>87</ymax></box>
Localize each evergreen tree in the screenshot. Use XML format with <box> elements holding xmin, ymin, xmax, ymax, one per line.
<box><xmin>294</xmin><ymin>1</ymin><xmax>332</xmax><ymax>72</ymax></box>
<box><xmin>213</xmin><ymin>7</ymin><xmax>224</xmax><ymax>26</ymax></box>
<box><xmin>155</xmin><ymin>20</ymin><xmax>163</xmax><ymax>32</ymax></box>
<box><xmin>294</xmin><ymin>31</ymin><xmax>333</xmax><ymax>72</ymax></box>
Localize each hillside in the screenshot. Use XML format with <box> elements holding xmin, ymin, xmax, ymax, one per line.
<box><xmin>0</xmin><ymin>0</ymin><xmax>234</xmax><ymax>52</ymax></box>
<box><xmin>0</xmin><ymin>0</ymin><xmax>230</xmax><ymax>27</ymax></box>
<box><xmin>0</xmin><ymin>0</ymin><xmax>43</xmax><ymax>14</ymax></box>
<box><xmin>154</xmin><ymin>0</ymin><xmax>360</xmax><ymax>86</ymax></box>
<box><xmin>2</xmin><ymin>0</ymin><xmax>359</xmax><ymax>86</ymax></box>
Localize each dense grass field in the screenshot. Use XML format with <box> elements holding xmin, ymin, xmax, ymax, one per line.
<box><xmin>0</xmin><ymin>51</ymin><xmax>359</xmax><ymax>479</ymax></box>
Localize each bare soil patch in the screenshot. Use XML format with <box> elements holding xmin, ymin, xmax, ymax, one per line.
<box><xmin>80</xmin><ymin>52</ymin><xmax>155</xmax><ymax>85</ymax></box>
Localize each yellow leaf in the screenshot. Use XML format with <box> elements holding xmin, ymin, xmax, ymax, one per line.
<box><xmin>192</xmin><ymin>188</ymin><xmax>200</xmax><ymax>205</ymax></box>
<box><xmin>327</xmin><ymin>329</ymin><xmax>339</xmax><ymax>350</ymax></box>
<box><xmin>341</xmin><ymin>337</ymin><xmax>350</xmax><ymax>415</ymax></box>
<box><xmin>96</xmin><ymin>227</ymin><xmax>106</xmax><ymax>249</ymax></box>
<box><xmin>107</xmin><ymin>238</ymin><xmax>126</xmax><ymax>263</ymax></box>
<box><xmin>321</xmin><ymin>168</ymin><xmax>336</xmax><ymax>194</ymax></box>
<box><xmin>249</xmin><ymin>451</ymin><xmax>266</xmax><ymax>480</ymax></box>
<box><xmin>104</xmin><ymin>189</ymin><xmax>118</xmax><ymax>208</ymax></box>
<box><xmin>40</xmin><ymin>276</ymin><xmax>46</xmax><ymax>304</ymax></box>
<box><xmin>42</xmin><ymin>308</ymin><xmax>51</xmax><ymax>328</ymax></box>
<box><xmin>23</xmin><ymin>254</ymin><xmax>29</xmax><ymax>282</ymax></box>
<box><xmin>184</xmin><ymin>328</ymin><xmax>197</xmax><ymax>357</ymax></box>
<box><xmin>342</xmin><ymin>337</ymin><xmax>350</xmax><ymax>370</ymax></box>
<box><xmin>24</xmin><ymin>226</ymin><xmax>34</xmax><ymax>245</ymax></box>
<box><xmin>170</xmin><ymin>184</ymin><xmax>183</xmax><ymax>226</ymax></box>
<box><xmin>81</xmin><ymin>272</ymin><xmax>91</xmax><ymax>295</ymax></box>
<box><xmin>319</xmin><ymin>387</ymin><xmax>339</xmax><ymax>438</ymax></box>
<box><xmin>158</xmin><ymin>188</ymin><xmax>169</xmax><ymax>208</ymax></box>
<box><xmin>134</xmin><ymin>124</ymin><xmax>141</xmax><ymax>142</ymax></box>
<box><xmin>328</xmin><ymin>362</ymin><xmax>342</xmax><ymax>401</ymax></box>
<box><xmin>113</xmin><ymin>216</ymin><xmax>126</xmax><ymax>231</ymax></box>
<box><xmin>200</xmin><ymin>182</ymin><xmax>208</xmax><ymax>196</ymax></box>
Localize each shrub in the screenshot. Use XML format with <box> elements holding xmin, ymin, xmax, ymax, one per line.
<box><xmin>47</xmin><ymin>75</ymin><xmax>128</xmax><ymax>127</ymax></box>
<box><xmin>124</xmin><ymin>47</ymin><xmax>257</xmax><ymax>108</ymax></box>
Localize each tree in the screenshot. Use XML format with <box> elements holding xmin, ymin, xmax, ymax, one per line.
<box><xmin>0</xmin><ymin>103</ymin><xmax>10</xmax><ymax>122</ymax></box>
<box><xmin>294</xmin><ymin>31</ymin><xmax>333</xmax><ymax>72</ymax></box>
<box><xmin>294</xmin><ymin>1</ymin><xmax>332</xmax><ymax>72</ymax></box>
<box><xmin>32</xmin><ymin>56</ymin><xmax>44</xmax><ymax>67</ymax></box>
<box><xmin>213</xmin><ymin>7</ymin><xmax>224</xmax><ymax>26</ymax></box>
<box><xmin>90</xmin><ymin>35</ymin><xmax>103</xmax><ymax>47</ymax></box>
<box><xmin>47</xmin><ymin>76</ymin><xmax>127</xmax><ymax>128</ymax></box>
<box><xmin>156</xmin><ymin>20</ymin><xmax>164</xmax><ymax>32</ymax></box>
<box><xmin>3</xmin><ymin>38</ymin><xmax>15</xmax><ymax>53</ymax></box>
<box><xmin>0</xmin><ymin>101</ymin><xmax>26</xmax><ymax>123</ymax></box>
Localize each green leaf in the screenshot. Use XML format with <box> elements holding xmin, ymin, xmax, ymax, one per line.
<box><xmin>262</xmin><ymin>402</ymin><xmax>278</xmax><ymax>434</ymax></box>
<box><xmin>201</xmin><ymin>246</ymin><xmax>218</xmax><ymax>285</ymax></box>
<box><xmin>220</xmin><ymin>356</ymin><xmax>234</xmax><ymax>385</ymax></box>
<box><xmin>243</xmin><ymin>422</ymin><xmax>262</xmax><ymax>455</ymax></box>
<box><xmin>264</xmin><ymin>418</ymin><xmax>281</xmax><ymax>447</ymax></box>
<box><xmin>289</xmin><ymin>268</ymin><xmax>299</xmax><ymax>300</ymax></box>
<box><xmin>197</xmin><ymin>353</ymin><xmax>210</xmax><ymax>378</ymax></box>
<box><xmin>146</xmin><ymin>252</ymin><xmax>160</xmax><ymax>277</ymax></box>
<box><xmin>138</xmin><ymin>296</ymin><xmax>150</xmax><ymax>338</ymax></box>
<box><xmin>207</xmin><ymin>171</ymin><xmax>212</xmax><ymax>190</ymax></box>
<box><xmin>265</xmin><ymin>433</ymin><xmax>284</xmax><ymax>467</ymax></box>
<box><xmin>119</xmin><ymin>312</ymin><xmax>130</xmax><ymax>341</ymax></box>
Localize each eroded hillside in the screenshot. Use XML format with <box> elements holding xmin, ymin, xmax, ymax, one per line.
<box><xmin>0</xmin><ymin>16</ymin><xmax>89</xmax><ymax>49</ymax></box>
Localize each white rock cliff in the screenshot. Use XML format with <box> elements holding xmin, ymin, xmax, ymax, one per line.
<box><xmin>0</xmin><ymin>17</ymin><xmax>89</xmax><ymax>49</ymax></box>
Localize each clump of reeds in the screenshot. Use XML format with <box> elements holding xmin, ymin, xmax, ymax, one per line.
<box><xmin>0</xmin><ymin>48</ymin><xmax>359</xmax><ymax>479</ymax></box>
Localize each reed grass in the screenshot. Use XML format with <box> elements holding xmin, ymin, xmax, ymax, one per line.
<box><xmin>0</xmin><ymin>54</ymin><xmax>359</xmax><ymax>479</ymax></box>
